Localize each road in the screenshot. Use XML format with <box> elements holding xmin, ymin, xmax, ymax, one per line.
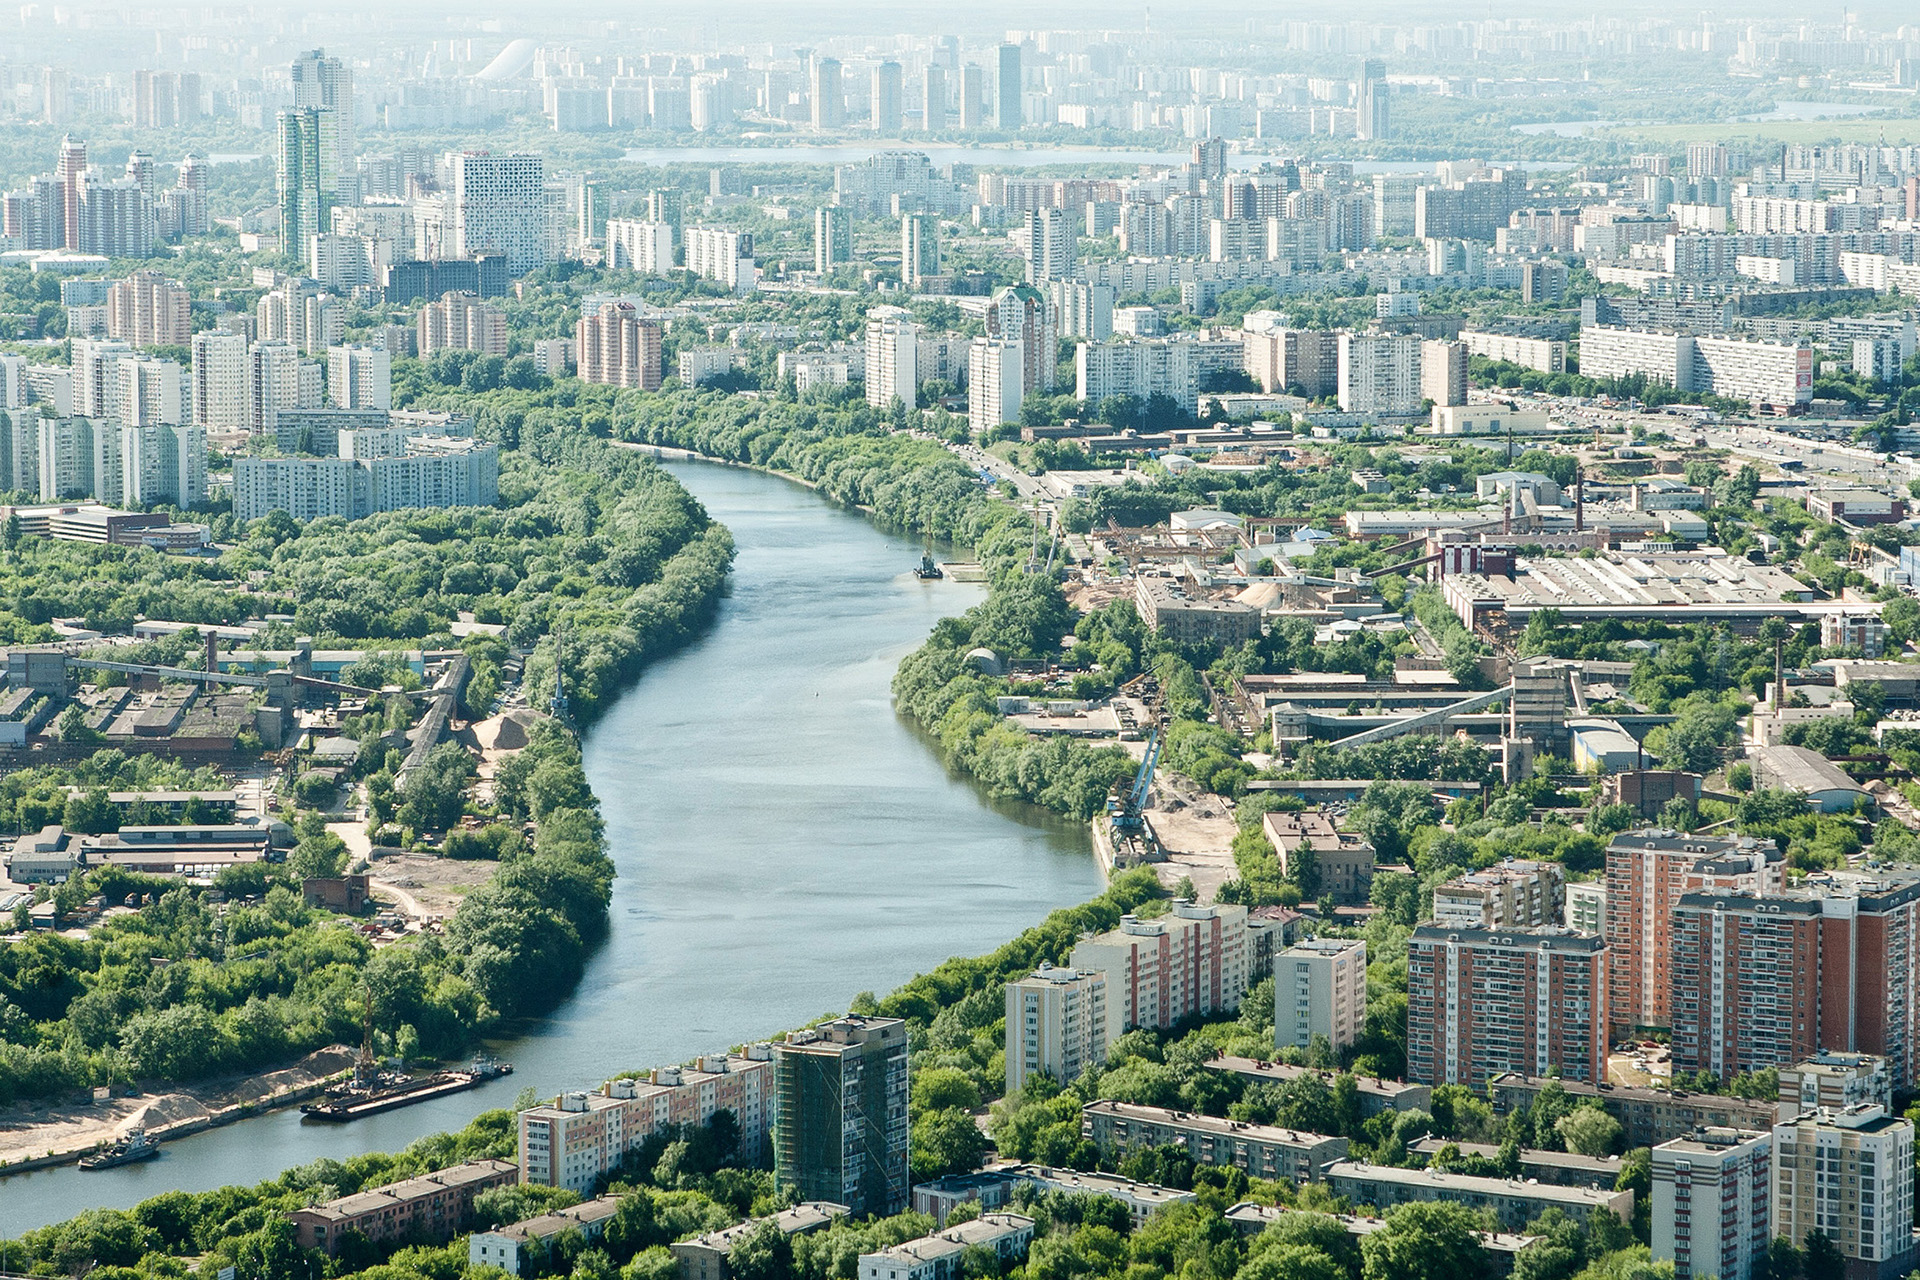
<box><xmin>948</xmin><ymin>440</ymin><xmax>1046</xmax><ymax>500</ymax></box>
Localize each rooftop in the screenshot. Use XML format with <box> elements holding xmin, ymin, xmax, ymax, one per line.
<box><xmin>1083</xmin><ymin>1100</ymin><xmax>1345</xmax><ymax>1149</ymax></box>
<box><xmin>1325</xmin><ymin>1160</ymin><xmax>1631</xmax><ymax>1207</ymax></box>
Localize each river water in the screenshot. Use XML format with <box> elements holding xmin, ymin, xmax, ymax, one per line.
<box><xmin>0</xmin><ymin>460</ymin><xmax>1100</xmax><ymax>1235</ymax></box>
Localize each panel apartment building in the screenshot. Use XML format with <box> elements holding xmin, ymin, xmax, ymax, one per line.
<box><xmin>1082</xmin><ymin>1101</ymin><xmax>1348</xmax><ymax>1183</ymax></box>
<box><xmin>1005</xmin><ymin>963</ymin><xmax>1108</xmax><ymax>1095</ymax></box>
<box><xmin>1275</xmin><ymin>938</ymin><xmax>1366</xmax><ymax>1054</ymax></box>
<box><xmin>1580</xmin><ymin>326</ymin><xmax>1814</xmax><ymax>408</ymax></box>
<box><xmin>1069</xmin><ymin>900</ymin><xmax>1250</xmax><ymax>1035</ymax></box>
<box><xmin>1773</xmin><ymin>1106</ymin><xmax>1917</xmax><ymax>1280</ymax></box>
<box><xmin>518</xmin><ymin>1049</ymin><xmax>774</xmax><ymax>1193</ymax></box>
<box><xmin>1432</xmin><ymin>858</ymin><xmax>1566</xmax><ymax>929</ymax></box>
<box><xmin>1604</xmin><ymin>830</ymin><xmax>1785</xmax><ymax>1037</ymax></box>
<box><xmin>1407</xmin><ymin>924</ymin><xmax>1608</xmax><ymax>1088</ymax></box>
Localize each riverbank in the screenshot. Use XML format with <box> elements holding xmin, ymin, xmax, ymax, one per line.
<box><xmin>0</xmin><ymin>1047</ymin><xmax>355</xmax><ymax>1176</ymax></box>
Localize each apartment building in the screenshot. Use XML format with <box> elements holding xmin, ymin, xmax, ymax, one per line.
<box><xmin>1069</xmin><ymin>900</ymin><xmax>1250</xmax><ymax>1033</ymax></box>
<box><xmin>1579</xmin><ymin>327</ymin><xmax>1813</xmax><ymax>408</ymax></box>
<box><xmin>1650</xmin><ymin>1128</ymin><xmax>1773</xmax><ymax>1280</ymax></box>
<box><xmin>576</xmin><ymin>301</ymin><xmax>662</xmax><ymax>390</ymax></box>
<box><xmin>518</xmin><ymin>1049</ymin><xmax>774</xmax><ymax>1193</ymax></box>
<box><xmin>968</xmin><ymin>339</ymin><xmax>1023</xmax><ymax>435</ymax></box>
<box><xmin>1773</xmin><ymin>1106</ymin><xmax>1916</xmax><ymax>1278</ymax></box>
<box><xmin>672</xmin><ymin>1203</ymin><xmax>846</xmax><ymax>1280</ymax></box>
<box><xmin>911</xmin><ymin>1167</ymin><xmax>1196</xmax><ymax>1228</ymax></box>
<box><xmin>772</xmin><ymin>1017</ymin><xmax>909</xmax><ymax>1219</ymax></box>
<box><xmin>1324</xmin><ymin>1161</ymin><xmax>1633</xmax><ymax>1230</ymax></box>
<box><xmin>1604</xmin><ymin>830</ymin><xmax>1785</xmax><ymax>1036</ymax></box>
<box><xmin>1132</xmin><ymin>577</ymin><xmax>1261</xmax><ymax>647</ymax></box>
<box><xmin>417</xmin><ymin>292</ymin><xmax>508</xmax><ymax>356</ymax></box>
<box><xmin>468</xmin><ymin>1197</ymin><xmax>622</xmax><ymax>1276</ymax></box>
<box><xmin>1275</xmin><ymin>938</ymin><xmax>1366</xmax><ymax>1054</ymax></box>
<box><xmin>1566</xmin><ymin>881</ymin><xmax>1607</xmax><ymax>934</ymax></box>
<box><xmin>232</xmin><ymin>438</ymin><xmax>497</xmax><ymax>522</ymax></box>
<box><xmin>1407</xmin><ymin>925</ymin><xmax>1608</xmax><ymax>1088</ymax></box>
<box><xmin>106</xmin><ymin>270</ymin><xmax>189</xmax><ymax>347</ymax></box>
<box><xmin>446</xmin><ymin>151</ymin><xmax>548</xmax><ymax>274</ymax></box>
<box><xmin>1243</xmin><ymin>327</ymin><xmax>1339</xmax><ymax>397</ymax></box>
<box><xmin>1671</xmin><ymin>890</ymin><xmax>1823</xmax><ymax>1079</ymax></box>
<box><xmin>1488</xmin><ymin>1072</ymin><xmax>1778</xmax><ymax>1148</ymax></box>
<box><xmin>1780</xmin><ymin>1052</ymin><xmax>1893</xmax><ymax>1115</ymax></box>
<box><xmin>857</xmin><ymin>1213</ymin><xmax>1034</xmax><ymax>1280</ymax></box>
<box><xmin>1261</xmin><ymin>810</ymin><xmax>1376</xmax><ymax>904</ymax></box>
<box><xmin>1460</xmin><ymin>330</ymin><xmax>1568</xmax><ymax>374</ymax></box>
<box><xmin>865</xmin><ymin>310</ymin><xmax>918</xmax><ymax>410</ymax></box>
<box><xmin>1082</xmin><ymin>1101</ymin><xmax>1347</xmax><ymax>1182</ymax></box>
<box><xmin>326</xmin><ymin>344</ymin><xmax>390</xmax><ymax>411</ymax></box>
<box><xmin>1337</xmin><ymin>333</ymin><xmax>1422</xmax><ymax>416</ymax></box>
<box><xmin>290</xmin><ymin>1159</ymin><xmax>516</xmax><ymax>1255</ymax></box>
<box><xmin>605</xmin><ymin>217</ymin><xmax>674</xmax><ymax>273</ymax></box>
<box><xmin>1075</xmin><ymin>337</ymin><xmax>1242</xmax><ymax>407</ymax></box>
<box><xmin>1432</xmin><ymin>859</ymin><xmax>1567</xmax><ymax>929</ymax></box>
<box><xmin>684</xmin><ymin>226</ymin><xmax>757</xmax><ymax>292</ymax></box>
<box><xmin>1004</xmin><ymin>963</ymin><xmax>1108</xmax><ymax>1095</ymax></box>
<box><xmin>1421</xmin><ymin>339</ymin><xmax>1468</xmax><ymax>408</ymax></box>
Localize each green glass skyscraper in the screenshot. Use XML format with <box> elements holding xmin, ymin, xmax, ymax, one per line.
<box><xmin>277</xmin><ymin>107</ymin><xmax>337</xmax><ymax>254</ymax></box>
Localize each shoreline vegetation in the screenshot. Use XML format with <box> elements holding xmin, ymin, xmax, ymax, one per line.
<box><xmin>0</xmin><ymin>425</ymin><xmax>735</xmax><ymax>1124</ymax></box>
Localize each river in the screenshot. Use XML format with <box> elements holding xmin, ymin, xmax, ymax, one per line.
<box><xmin>0</xmin><ymin>460</ymin><xmax>1101</xmax><ymax>1235</ymax></box>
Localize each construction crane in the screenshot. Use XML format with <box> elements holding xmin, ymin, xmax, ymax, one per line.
<box><xmin>1108</xmin><ymin>728</ymin><xmax>1163</xmax><ymax>846</ymax></box>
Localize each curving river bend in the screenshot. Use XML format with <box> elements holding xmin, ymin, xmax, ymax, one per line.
<box><xmin>0</xmin><ymin>460</ymin><xmax>1100</xmax><ymax>1235</ymax></box>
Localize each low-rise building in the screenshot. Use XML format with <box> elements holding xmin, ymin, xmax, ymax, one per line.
<box><xmin>1274</xmin><ymin>938</ymin><xmax>1367</xmax><ymax>1054</ymax></box>
<box><xmin>856</xmin><ymin>1213</ymin><xmax>1034</xmax><ymax>1280</ymax></box>
<box><xmin>1323</xmin><ymin>1160</ymin><xmax>1634</xmax><ymax>1229</ymax></box>
<box><xmin>290</xmin><ymin>1159</ymin><xmax>517</xmax><ymax>1255</ymax></box>
<box><xmin>1486</xmin><ymin>1073</ymin><xmax>1781</xmax><ymax>1149</ymax></box>
<box><xmin>1202</xmin><ymin>1058</ymin><xmax>1431</xmax><ymax>1117</ymax></box>
<box><xmin>671</xmin><ymin>1203</ymin><xmax>846</xmax><ymax>1280</ymax></box>
<box><xmin>909</xmin><ymin>1166</ymin><xmax>1196</xmax><ymax>1227</ymax></box>
<box><xmin>1220</xmin><ymin>1203</ymin><xmax>1541</xmax><ymax>1273</ymax></box>
<box><xmin>1081</xmin><ymin>1100</ymin><xmax>1347</xmax><ymax>1182</ymax></box>
<box><xmin>1751</xmin><ymin>744</ymin><xmax>1870</xmax><ymax>813</ymax></box>
<box><xmin>1407</xmin><ymin>1138</ymin><xmax>1623</xmax><ymax>1189</ymax></box>
<box><xmin>1651</xmin><ymin>1128</ymin><xmax>1771</xmax><ymax>1280</ymax></box>
<box><xmin>1261</xmin><ymin>811</ymin><xmax>1376</xmax><ymax>904</ymax></box>
<box><xmin>468</xmin><ymin>1196</ymin><xmax>623</xmax><ymax>1276</ymax></box>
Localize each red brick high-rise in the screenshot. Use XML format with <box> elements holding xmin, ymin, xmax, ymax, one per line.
<box><xmin>1408</xmin><ymin>925</ymin><xmax>1608</xmax><ymax>1089</ymax></box>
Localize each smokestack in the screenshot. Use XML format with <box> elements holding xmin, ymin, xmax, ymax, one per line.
<box><xmin>1575</xmin><ymin>467</ymin><xmax>1584</xmax><ymax>533</ymax></box>
<box><xmin>205</xmin><ymin>631</ymin><xmax>217</xmax><ymax>676</ymax></box>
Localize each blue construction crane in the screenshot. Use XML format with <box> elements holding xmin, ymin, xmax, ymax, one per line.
<box><xmin>1109</xmin><ymin>729</ymin><xmax>1163</xmax><ymax>839</ymax></box>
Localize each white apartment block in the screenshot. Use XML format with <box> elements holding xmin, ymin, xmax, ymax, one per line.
<box><xmin>1579</xmin><ymin>327</ymin><xmax>1813</xmax><ymax>407</ymax></box>
<box><xmin>233</xmin><ymin>438</ymin><xmax>498</xmax><ymax>523</ymax></box>
<box><xmin>1276</xmin><ymin>938</ymin><xmax>1367</xmax><ymax>1054</ymax></box>
<box><xmin>114</xmin><ymin>359</ymin><xmax>185</xmax><ymax>427</ymax></box>
<box><xmin>449</xmin><ymin>151</ymin><xmax>549</xmax><ymax>274</ymax></box>
<box><xmin>968</xmin><ymin>339</ymin><xmax>1023</xmax><ymax>435</ymax></box>
<box><xmin>1460</xmin><ymin>330</ymin><xmax>1568</xmax><ymax>374</ymax></box>
<box><xmin>191</xmin><ymin>331</ymin><xmax>249</xmax><ymax>431</ymax></box>
<box><xmin>1565</xmin><ymin>880</ymin><xmax>1607</xmax><ymax>934</ymax></box>
<box><xmin>1075</xmin><ymin>339</ymin><xmax>1212</xmax><ymax>407</ymax></box>
<box><xmin>605</xmin><ymin>218</ymin><xmax>674</xmax><ymax>273</ymax></box>
<box><xmin>327</xmin><ymin>344</ymin><xmax>391</xmax><ymax>411</ymax></box>
<box><xmin>248</xmin><ymin>340</ymin><xmax>323</xmax><ymax>434</ymax></box>
<box><xmin>1780</xmin><ymin>1053</ymin><xmax>1893</xmax><ymax>1115</ymax></box>
<box><xmin>518</xmin><ymin>1050</ymin><xmax>773</xmax><ymax>1193</ymax></box>
<box><xmin>307</xmin><ymin>233</ymin><xmax>390</xmax><ymax>291</ymax></box>
<box><xmin>684</xmin><ymin>227</ymin><xmax>757</xmax><ymax>293</ymax></box>
<box><xmin>1005</xmin><ymin>964</ymin><xmax>1108</xmax><ymax>1095</ymax></box>
<box><xmin>121</xmin><ymin>423</ymin><xmax>207</xmax><ymax>506</ymax></box>
<box><xmin>1337</xmin><ymin>333</ymin><xmax>1423</xmax><ymax>416</ymax></box>
<box><xmin>1652</xmin><ymin>1127</ymin><xmax>1772</xmax><ymax>1280</ymax></box>
<box><xmin>70</xmin><ymin>339</ymin><xmax>134</xmax><ymax>419</ymax></box>
<box><xmin>1773</xmin><ymin>1106</ymin><xmax>1915</xmax><ymax>1272</ymax></box>
<box><xmin>0</xmin><ymin>354</ymin><xmax>26</xmax><ymax>409</ymax></box>
<box><xmin>865</xmin><ymin>311</ymin><xmax>918</xmax><ymax>410</ymax></box>
<box><xmin>106</xmin><ymin>271</ymin><xmax>190</xmax><ymax>348</ymax></box>
<box><xmin>1069</xmin><ymin>900</ymin><xmax>1250</xmax><ymax>1034</ymax></box>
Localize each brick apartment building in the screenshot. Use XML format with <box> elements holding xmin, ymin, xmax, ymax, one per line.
<box><xmin>1408</xmin><ymin>925</ymin><xmax>1608</xmax><ymax>1088</ymax></box>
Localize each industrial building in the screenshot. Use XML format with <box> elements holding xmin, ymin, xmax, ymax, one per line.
<box><xmin>1443</xmin><ymin>552</ymin><xmax>1822</xmax><ymax>632</ymax></box>
<box><xmin>1751</xmin><ymin>743</ymin><xmax>1870</xmax><ymax>812</ymax></box>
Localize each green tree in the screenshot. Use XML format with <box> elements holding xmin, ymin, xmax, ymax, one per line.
<box><xmin>1555</xmin><ymin>1106</ymin><xmax>1624</xmax><ymax>1157</ymax></box>
<box><xmin>1361</xmin><ymin>1202</ymin><xmax>1489</xmax><ymax>1280</ymax></box>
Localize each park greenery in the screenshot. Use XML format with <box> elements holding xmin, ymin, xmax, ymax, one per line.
<box><xmin>0</xmin><ymin>723</ymin><xmax>609</xmax><ymax>1104</ymax></box>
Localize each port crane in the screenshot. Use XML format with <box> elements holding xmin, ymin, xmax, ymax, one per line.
<box><xmin>1108</xmin><ymin>728</ymin><xmax>1163</xmax><ymax>850</ymax></box>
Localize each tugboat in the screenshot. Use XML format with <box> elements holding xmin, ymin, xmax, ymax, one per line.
<box><xmin>914</xmin><ymin>552</ymin><xmax>944</xmax><ymax>580</ymax></box>
<box><xmin>79</xmin><ymin>1128</ymin><xmax>160</xmax><ymax>1171</ymax></box>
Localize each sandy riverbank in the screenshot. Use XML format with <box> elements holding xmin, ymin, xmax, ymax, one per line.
<box><xmin>0</xmin><ymin>1046</ymin><xmax>355</xmax><ymax>1176</ymax></box>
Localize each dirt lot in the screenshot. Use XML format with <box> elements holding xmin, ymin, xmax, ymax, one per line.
<box><xmin>368</xmin><ymin>850</ymin><xmax>497</xmax><ymax>922</ymax></box>
<box><xmin>1144</xmin><ymin>778</ymin><xmax>1239</xmax><ymax>903</ymax></box>
<box><xmin>0</xmin><ymin>1046</ymin><xmax>354</xmax><ymax>1170</ymax></box>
